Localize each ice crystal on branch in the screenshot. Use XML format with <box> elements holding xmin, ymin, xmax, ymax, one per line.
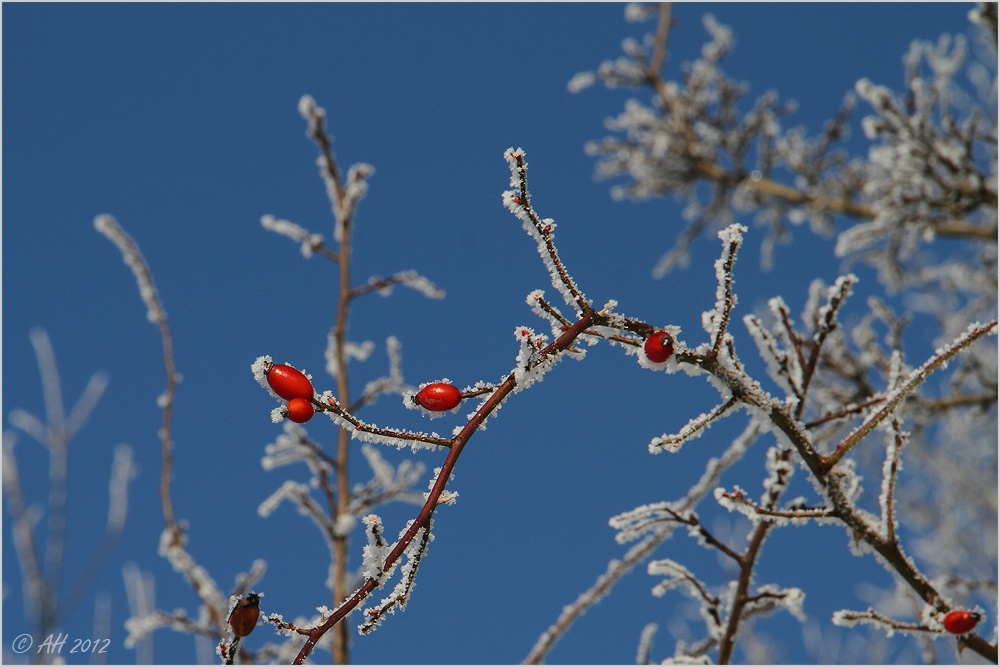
<box><xmin>361</xmin><ymin>514</ymin><xmax>390</xmax><ymax>580</ymax></box>
<box><xmin>503</xmin><ymin>147</ymin><xmax>588</xmax><ymax>313</ymax></box>
<box><xmin>358</xmin><ymin>521</ymin><xmax>433</xmax><ymax>635</ymax></box>
<box><xmin>260</xmin><ymin>215</ymin><xmax>324</xmax><ymax>258</ymax></box>
<box><xmin>94</xmin><ymin>215</ymin><xmax>167</xmax><ymax>324</ymax></box>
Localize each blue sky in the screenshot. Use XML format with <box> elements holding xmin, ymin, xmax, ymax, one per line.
<box><xmin>3</xmin><ymin>3</ymin><xmax>982</xmax><ymax>664</ymax></box>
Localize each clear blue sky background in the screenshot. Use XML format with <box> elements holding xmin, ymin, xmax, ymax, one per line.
<box><xmin>3</xmin><ymin>3</ymin><xmax>980</xmax><ymax>664</ymax></box>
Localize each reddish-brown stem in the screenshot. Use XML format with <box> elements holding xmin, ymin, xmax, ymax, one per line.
<box><xmin>316</xmin><ymin>397</ymin><xmax>454</xmax><ymax>449</ymax></box>
<box><xmin>716</xmin><ymin>520</ymin><xmax>773</xmax><ymax>665</ymax></box>
<box><xmin>331</xmin><ymin>154</ymin><xmax>353</xmax><ymax>667</ymax></box>
<box><xmin>293</xmin><ymin>312</ymin><xmax>599</xmax><ymax>664</ymax></box>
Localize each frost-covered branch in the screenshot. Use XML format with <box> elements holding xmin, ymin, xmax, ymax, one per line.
<box><xmin>95</xmin><ymin>215</ymin><xmax>180</xmax><ymax>531</ymax></box>
<box><xmin>4</xmin><ymin>330</ymin><xmax>136</xmax><ymax>647</ymax></box>
<box><xmin>349</xmin><ymin>271</ymin><xmax>445</xmax><ymax>300</ymax></box>
<box><xmin>823</xmin><ymin>319</ymin><xmax>998</xmax><ymax>471</ymax></box>
<box><xmin>529</xmin><ymin>418</ymin><xmax>762</xmax><ymax>664</ymax></box>
<box><xmin>648</xmin><ymin>395</ymin><xmax>738</xmax><ymax>454</ymax></box>
<box><xmin>260</xmin><ymin>214</ymin><xmax>340</xmax><ymax>261</ymax></box>
<box><xmin>503</xmin><ymin>148</ymin><xmax>591</xmax><ymax>315</ymax></box>
<box><xmin>707</xmin><ymin>224</ymin><xmax>744</xmax><ymax>358</ymax></box>
<box><xmin>575</xmin><ymin>7</ymin><xmax>997</xmax><ymax>287</ymax></box>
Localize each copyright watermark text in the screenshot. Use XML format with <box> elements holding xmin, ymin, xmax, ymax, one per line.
<box><xmin>11</xmin><ymin>633</ymin><xmax>110</xmax><ymax>655</ymax></box>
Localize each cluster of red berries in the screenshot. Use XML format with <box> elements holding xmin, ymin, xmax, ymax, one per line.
<box><xmin>267</xmin><ymin>360</ymin><xmax>467</xmax><ymax>422</ymax></box>
<box><xmin>266</xmin><ymin>363</ymin><xmax>315</xmax><ymax>423</ymax></box>
<box><xmin>643</xmin><ymin>331</ymin><xmax>674</xmax><ymax>363</ymax></box>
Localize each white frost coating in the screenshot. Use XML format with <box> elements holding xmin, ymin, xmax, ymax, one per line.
<box><xmin>838</xmin><ymin>320</ymin><xmax>997</xmax><ymax>456</ymax></box>
<box><xmin>270</xmin><ymin>406</ymin><xmax>285</xmax><ymax>424</ymax></box>
<box><xmin>298</xmin><ymin>94</ymin><xmax>317</xmax><ymax>121</ymax></box>
<box><xmin>647</xmin><ymin>558</ymin><xmax>697</xmax><ymax>598</ymax></box>
<box><xmin>525</xmin><ymin>551</ymin><xmax>643</xmax><ymax>663</ymax></box>
<box><xmin>567</xmin><ymin>71</ymin><xmax>597</xmax><ymax>93</ymax></box>
<box><xmin>297</xmin><ymin>96</ymin><xmax>346</xmax><ymax>240</ymax></box>
<box><xmin>701</xmin><ymin>14</ymin><xmax>734</xmax><ymax>62</ymax></box>
<box><xmin>714</xmin><ymin>486</ymin><xmax>761</xmax><ymax>522</ymax></box>
<box><xmin>877</xmin><ymin>421</ymin><xmax>905</xmax><ymax>540</ymax></box>
<box><xmin>124</xmin><ymin>613</ymin><xmax>174</xmax><ymax>650</ymax></box>
<box><xmin>749</xmin><ymin>584</ymin><xmax>807</xmax><ymax>622</ymax></box>
<box><xmin>636</xmin><ymin>622</ymin><xmax>658</xmax><ymax>665</ymax></box>
<box><xmin>94</xmin><ymin>215</ymin><xmax>167</xmax><ymax>324</ymax></box>
<box><xmin>341</xmin><ymin>162</ymin><xmax>375</xmax><ymax>225</ymax></box>
<box><xmin>334</xmin><ymin>513</ymin><xmax>357</xmax><ymax>537</ymax></box>
<box><xmin>744</xmin><ymin>314</ymin><xmax>794</xmax><ymax>395</ymax></box>
<box><xmin>609</xmin><ymin>500</ymin><xmax>705</xmax><ymax>545</ymax></box>
<box><xmin>831</xmin><ymin>608</ymin><xmax>907</xmax><ymax>637</ymax></box>
<box><xmin>360</xmin><ymin>514</ymin><xmax>391</xmax><ymax>580</ymax></box>
<box><xmin>260</xmin><ymin>215</ymin><xmax>323</xmax><ymax>258</ymax></box>
<box><xmin>683</xmin><ymin>417</ymin><xmax>760</xmax><ymax>505</ymax></box>
<box><xmin>251</xmin><ymin>355</ymin><xmax>273</xmax><ymax>391</ymax></box>
<box><xmin>345</xmin><ymin>340</ymin><xmax>375</xmax><ymax>363</ymax></box>
<box><xmin>624</xmin><ymin>2</ymin><xmax>656</xmax><ymax>22</ymax></box>
<box><xmin>503</xmin><ymin>147</ymin><xmax>584</xmax><ymax>311</ymax></box>
<box><xmin>812</xmin><ymin>275</ymin><xmax>857</xmax><ymax>338</ymax></box>
<box><xmin>258</xmin><ymin>479</ymin><xmax>308</xmax><ymax>516</ymax></box>
<box><xmin>768</xmin><ymin>297</ymin><xmax>803</xmax><ymax>393</ymax></box>
<box><xmin>512</xmin><ymin>326</ymin><xmax>559</xmax><ymax>393</ymax></box>
<box><xmin>701</xmin><ymin>224</ymin><xmax>746</xmax><ymax>345</ymax></box>
<box><xmin>359</xmin><ymin>521</ymin><xmax>433</xmax><ymax>634</ymax></box>
<box><xmin>357</xmin><ymin>336</ymin><xmax>409</xmax><ymax>407</ymax></box>
<box><xmin>259</xmin><ymin>480</ymin><xmax>341</xmax><ymax>553</ymax></box>
<box><xmin>157</xmin><ymin>525</ymin><xmax>226</xmax><ymax>618</ymax></box>
<box><xmin>327</xmin><ymin>338</ymin><xmax>376</xmax><ymax>380</ymax></box>
<box><xmin>392</xmin><ymin>270</ymin><xmax>445</xmax><ymax>299</ymax></box>
<box><xmin>885</xmin><ymin>349</ymin><xmax>904</xmax><ymax>393</ymax></box>
<box><xmin>361</xmin><ymin>443</ymin><xmax>397</xmax><ymax>490</ymax></box>
<box><xmin>761</xmin><ymin>446</ymin><xmax>794</xmax><ymax>504</ymax></box>
<box><xmin>424</xmin><ymin>466</ymin><xmax>455</xmax><ymax>499</ymax></box>
<box><xmin>260</xmin><ymin>422</ymin><xmax>318</xmax><ymax>473</ymax></box>
<box><xmin>322</xmin><ymin>404</ymin><xmax>448</xmax><ymax>453</ymax></box>
<box><xmin>353</xmin><ymin>443</ymin><xmax>426</xmax><ymax>514</ymax></box>
<box><xmin>526</xmin><ymin>289</ymin><xmax>576</xmax><ymax>344</ymax></box>
<box><xmin>649</xmin><ymin>393</ymin><xmax>734</xmax><ymax>454</ymax></box>
<box><xmin>831</xmin><ymin>609</ymin><xmax>861</xmax><ymax>628</ymax></box>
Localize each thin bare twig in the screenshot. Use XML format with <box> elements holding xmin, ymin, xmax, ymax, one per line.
<box><xmin>94</xmin><ymin>215</ymin><xmax>180</xmax><ymax>531</ymax></box>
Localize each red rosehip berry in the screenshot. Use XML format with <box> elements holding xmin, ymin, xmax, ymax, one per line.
<box><xmin>228</xmin><ymin>593</ymin><xmax>260</xmax><ymax>638</ymax></box>
<box><xmin>286</xmin><ymin>397</ymin><xmax>314</xmax><ymax>423</ymax></box>
<box><xmin>416</xmin><ymin>383</ymin><xmax>462</xmax><ymax>411</ymax></box>
<box><xmin>943</xmin><ymin>610</ymin><xmax>981</xmax><ymax>635</ymax></box>
<box><xmin>643</xmin><ymin>331</ymin><xmax>674</xmax><ymax>363</ymax></box>
<box><xmin>266</xmin><ymin>363</ymin><xmax>314</xmax><ymax>401</ymax></box>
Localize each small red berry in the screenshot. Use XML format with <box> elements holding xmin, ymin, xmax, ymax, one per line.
<box><xmin>416</xmin><ymin>383</ymin><xmax>462</xmax><ymax>411</ymax></box>
<box><xmin>286</xmin><ymin>397</ymin><xmax>314</xmax><ymax>423</ymax></box>
<box><xmin>266</xmin><ymin>364</ymin><xmax>314</xmax><ymax>401</ymax></box>
<box><xmin>644</xmin><ymin>331</ymin><xmax>674</xmax><ymax>363</ymax></box>
<box><xmin>228</xmin><ymin>593</ymin><xmax>260</xmax><ymax>637</ymax></box>
<box><xmin>943</xmin><ymin>610</ymin><xmax>981</xmax><ymax>635</ymax></box>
